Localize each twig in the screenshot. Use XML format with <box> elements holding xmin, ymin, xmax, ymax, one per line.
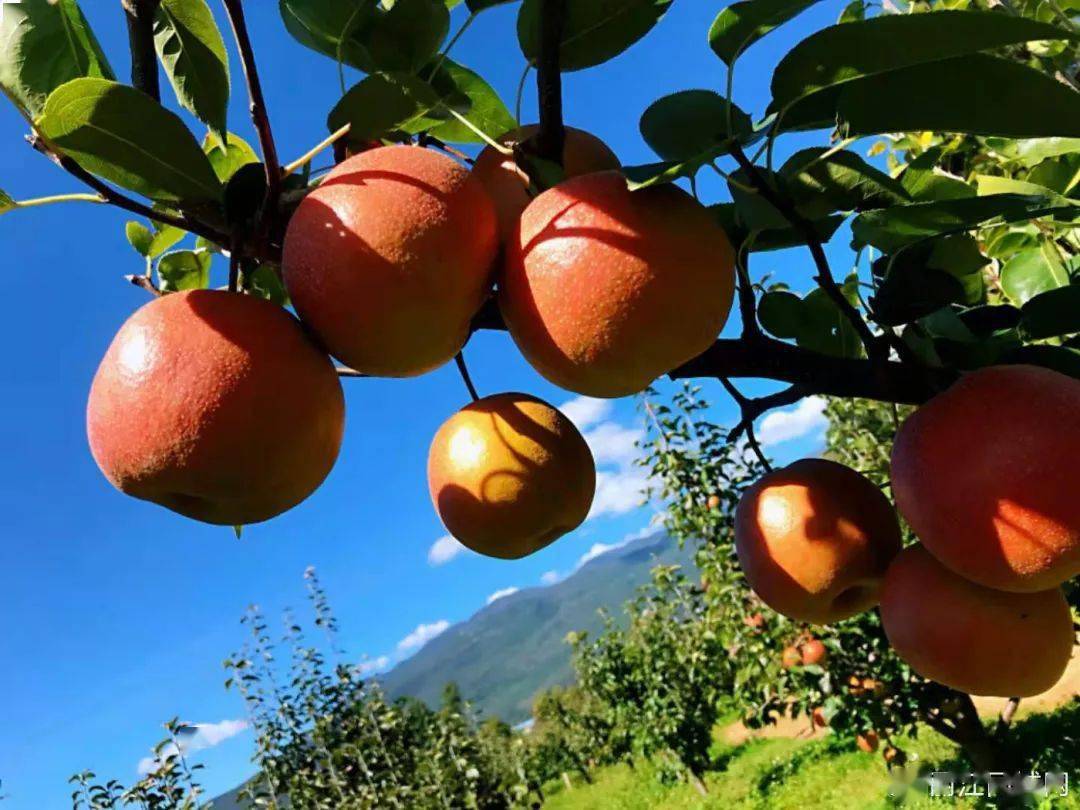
<box><xmin>533</xmin><ymin>0</ymin><xmax>567</xmax><ymax>164</ymax></box>
<box><xmin>221</xmin><ymin>0</ymin><xmax>282</xmax><ymax>216</ymax></box>
<box><xmin>126</xmin><ymin>274</ymin><xmax>162</xmax><ymax>296</ymax></box>
<box><xmin>27</xmin><ymin>134</ymin><xmax>229</xmax><ymax>245</ymax></box>
<box><xmin>729</xmin><ymin>144</ymin><xmax>884</xmax><ymax>362</ymax></box>
<box><xmin>417</xmin><ymin>133</ymin><xmax>475</xmax><ymax>165</ymax></box>
<box><xmin>283</xmin><ymin>124</ymin><xmax>352</xmax><ymax>178</ymax></box>
<box><xmin>336</xmin><ymin>366</ymin><xmax>367</xmax><ymax>378</ymax></box>
<box><xmin>122</xmin><ymin>0</ymin><xmax>162</xmax><ymax>101</ymax></box>
<box><xmin>734</xmin><ymin>244</ymin><xmax>761</xmax><ymax>341</ymax></box>
<box><xmin>455</xmin><ymin>352</ymin><xmax>481</xmax><ymax>402</ymax></box>
<box><xmin>228</xmin><ymin>237</ymin><xmax>241</xmax><ymax>293</ymax></box>
<box><xmin>470</xmin><ymin>298</ymin><xmax>956</xmax><ymax>405</ymax></box>
<box><xmin>995</xmin><ymin>698</ymin><xmax>1021</xmax><ymax>737</ymax></box>
<box><xmin>718</xmin><ymin>378</ymin><xmax>789</xmax><ymax>471</ymax></box>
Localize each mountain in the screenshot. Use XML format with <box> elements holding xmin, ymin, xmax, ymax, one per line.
<box><xmin>379</xmin><ymin>530</ymin><xmax>696</xmax><ymax>724</ymax></box>
<box><xmin>209</xmin><ymin>530</ymin><xmax>694</xmax><ymax>808</ymax></box>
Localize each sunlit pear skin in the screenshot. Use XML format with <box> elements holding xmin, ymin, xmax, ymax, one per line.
<box><xmin>891</xmin><ymin>364</ymin><xmax>1080</xmax><ymax>592</ymax></box>
<box><xmin>499</xmin><ymin>170</ymin><xmax>735</xmax><ymax>398</ymax></box>
<box><xmin>427</xmin><ymin>393</ymin><xmax>596</xmax><ymax>559</ymax></box>
<box><xmin>472</xmin><ymin>125</ymin><xmax>620</xmax><ymax>241</ymax></box>
<box><xmin>880</xmin><ymin>545</ymin><xmax>1074</xmax><ymax>697</ymax></box>
<box><xmin>282</xmin><ymin>145</ymin><xmax>498</xmax><ymax>377</ymax></box>
<box><xmin>734</xmin><ymin>459</ymin><xmax>903</xmax><ymax>625</ymax></box>
<box><xmin>87</xmin><ymin>290</ymin><xmax>345</xmax><ymax>526</ymax></box>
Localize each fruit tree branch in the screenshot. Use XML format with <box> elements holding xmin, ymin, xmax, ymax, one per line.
<box><xmin>27</xmin><ymin>134</ymin><xmax>230</xmax><ymax>246</ymax></box>
<box><xmin>470</xmin><ymin>299</ymin><xmax>955</xmax><ymax>405</ymax></box>
<box><xmin>221</xmin><ymin>0</ymin><xmax>282</xmax><ymax>217</ymax></box>
<box><xmin>718</xmin><ymin>377</ymin><xmax>776</xmax><ymax>472</ymax></box>
<box><xmin>122</xmin><ymin>0</ymin><xmax>162</xmax><ymax>101</ymax></box>
<box><xmin>534</xmin><ymin>0</ymin><xmax>567</xmax><ymax>166</ymax></box>
<box><xmin>728</xmin><ymin>144</ymin><xmax>885</xmax><ymax>363</ymax></box>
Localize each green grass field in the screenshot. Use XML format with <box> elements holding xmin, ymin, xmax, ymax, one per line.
<box><xmin>542</xmin><ymin>702</ymin><xmax>1080</xmax><ymax>809</ymax></box>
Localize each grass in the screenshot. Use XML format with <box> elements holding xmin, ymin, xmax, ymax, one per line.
<box><xmin>542</xmin><ymin>701</ymin><xmax>1080</xmax><ymax>809</ymax></box>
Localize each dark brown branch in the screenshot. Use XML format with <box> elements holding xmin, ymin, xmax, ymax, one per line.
<box><xmin>995</xmin><ymin>698</ymin><xmax>1021</xmax><ymax>737</ymax></box>
<box><xmin>126</xmin><ymin>274</ymin><xmax>162</xmax><ymax>296</ymax></box>
<box><xmin>470</xmin><ymin>298</ymin><xmax>955</xmax><ymax>405</ymax></box>
<box><xmin>28</xmin><ymin>135</ymin><xmax>229</xmax><ymax>245</ymax></box>
<box><xmin>455</xmin><ymin>352</ymin><xmax>481</xmax><ymax>402</ymax></box>
<box><xmin>228</xmin><ymin>237</ymin><xmax>241</xmax><ymax>293</ymax></box>
<box><xmin>122</xmin><ymin>0</ymin><xmax>162</xmax><ymax>101</ymax></box>
<box><xmin>735</xmin><ymin>246</ymin><xmax>761</xmax><ymax>340</ymax></box>
<box><xmin>221</xmin><ymin>0</ymin><xmax>282</xmax><ymax>217</ymax></box>
<box><xmin>729</xmin><ymin>144</ymin><xmax>884</xmax><ymax>362</ymax></box>
<box><xmin>417</xmin><ymin>133</ymin><xmax>475</xmax><ymax>166</ymax></box>
<box><xmin>534</xmin><ymin>0</ymin><xmax>567</xmax><ymax>165</ymax></box>
<box><xmin>718</xmin><ymin>378</ymin><xmax>776</xmax><ymax>471</ymax></box>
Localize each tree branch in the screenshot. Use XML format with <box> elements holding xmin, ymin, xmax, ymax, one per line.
<box><xmin>729</xmin><ymin>144</ymin><xmax>885</xmax><ymax>362</ymax></box>
<box><xmin>28</xmin><ymin>135</ymin><xmax>230</xmax><ymax>246</ymax></box>
<box><xmin>455</xmin><ymin>352</ymin><xmax>481</xmax><ymax>402</ymax></box>
<box><xmin>533</xmin><ymin>0</ymin><xmax>567</xmax><ymax>166</ymax></box>
<box><xmin>718</xmin><ymin>378</ymin><xmax>777</xmax><ymax>471</ymax></box>
<box><xmin>122</xmin><ymin>0</ymin><xmax>162</xmax><ymax>101</ymax></box>
<box><xmin>221</xmin><ymin>0</ymin><xmax>281</xmax><ymax>218</ymax></box>
<box><xmin>470</xmin><ymin>298</ymin><xmax>954</xmax><ymax>406</ymax></box>
<box><xmin>735</xmin><ymin>245</ymin><xmax>761</xmax><ymax>341</ymax></box>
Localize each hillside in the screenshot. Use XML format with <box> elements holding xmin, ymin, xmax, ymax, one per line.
<box><xmin>380</xmin><ymin>530</ymin><xmax>696</xmax><ymax>724</ymax></box>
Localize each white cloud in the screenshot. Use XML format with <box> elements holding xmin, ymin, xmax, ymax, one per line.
<box><xmin>757</xmin><ymin>396</ymin><xmax>828</xmax><ymax>447</ymax></box>
<box><xmin>428</xmin><ymin>534</ymin><xmax>468</xmax><ymax>566</ymax></box>
<box><xmin>137</xmin><ymin>720</ymin><xmax>248</xmax><ymax>776</ymax></box>
<box><xmin>357</xmin><ymin>655</ymin><xmax>391</xmax><ymax>676</ymax></box>
<box><xmin>540</xmin><ymin>570</ymin><xmax>561</xmax><ymax>586</ymax></box>
<box><xmin>560</xmin><ymin>396</ymin><xmax>613</xmax><ymax>432</ymax></box>
<box><xmin>588</xmin><ymin>467</ymin><xmax>651</xmax><ymax>520</ymax></box>
<box><xmin>486</xmin><ymin>586</ymin><xmax>520</xmax><ymax>605</ymax></box>
<box><xmin>583</xmin><ymin>422</ymin><xmax>644</xmax><ymax>467</ymax></box>
<box><xmin>397</xmin><ymin>620</ymin><xmax>450</xmax><ymax>654</ymax></box>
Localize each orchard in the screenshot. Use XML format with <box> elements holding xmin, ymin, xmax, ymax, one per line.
<box><xmin>3</xmin><ymin>0</ymin><xmax>1080</xmax><ymax>803</ymax></box>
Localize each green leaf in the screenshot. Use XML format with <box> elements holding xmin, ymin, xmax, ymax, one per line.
<box><xmin>126</xmin><ymin>221</ymin><xmax>155</xmax><ymax>257</ymax></box>
<box><xmin>838</xmin><ymin>0</ymin><xmax>865</xmax><ymax>23</ymax></box>
<box><xmin>517</xmin><ymin>0</ymin><xmax>673</xmax><ymax>72</ymax></box>
<box><xmin>708</xmin><ymin>0</ymin><xmax>819</xmax><ymax>67</ymax></box>
<box><xmin>280</xmin><ymin>0</ymin><xmax>449</xmax><ymax>74</ymax></box>
<box><xmin>154</xmin><ymin>0</ymin><xmax>231</xmax><ymax>140</ymax></box>
<box><xmin>975</xmin><ymin>173</ymin><xmax>1076</xmax><ymax>206</ymax></box>
<box><xmin>900</xmin><ymin>148</ymin><xmax>975</xmax><ymax>201</ymax></box>
<box><xmin>983</xmin><ymin>137</ymin><xmax>1080</xmax><ymax>167</ymax></box>
<box><xmin>328</xmin><ymin>73</ymin><xmax>444</xmax><ymax>139</ymax></box>
<box><xmin>126</xmin><ymin>220</ymin><xmax>186</xmax><ymax>259</ymax></box>
<box><xmin>758</xmin><ymin>288</ymin><xmax>863</xmax><ymax>357</ymax></box>
<box><xmin>157</xmin><ymin>249</ymin><xmax>212</xmax><ymax>292</ymax></box>
<box><xmin>1006</xmin><ymin>345</ymin><xmax>1080</xmax><ymax>379</ymax></box>
<box><xmin>0</xmin><ymin>187</ymin><xmax>15</xmax><ymax>216</ymax></box>
<box><xmin>1020</xmin><ymin>285</ymin><xmax>1080</xmax><ymax>338</ymax></box>
<box><xmin>425</xmin><ymin>59</ymin><xmax>516</xmax><ymax>143</ymax></box>
<box><xmin>38</xmin><ymin>78</ymin><xmax>223</xmax><ymax>205</ymax></box>
<box><xmin>851</xmin><ymin>194</ymin><xmax>1075</xmax><ymax>252</ymax></box>
<box><xmin>203</xmin><ymin>131</ymin><xmax>261</xmax><ymax>182</ymax></box>
<box><xmin>356</xmin><ymin>0</ymin><xmax>449</xmax><ymax>74</ymax></box>
<box><xmin>780</xmin><ymin>147</ymin><xmax>910</xmax><ymax>218</ymax></box>
<box><xmin>0</xmin><ymin>0</ymin><xmax>114</xmax><ymax>116</ymax></box>
<box><xmin>831</xmin><ymin>55</ymin><xmax>1080</xmax><ymax>138</ymax></box>
<box><xmin>771</xmin><ymin>11</ymin><xmax>1072</xmax><ymax>122</ymax></box>
<box><xmin>640</xmin><ymin>91</ymin><xmax>752</xmax><ymax>162</ymax></box>
<box><xmin>247</xmin><ymin>263</ymin><xmax>290</xmax><ymax>306</ymax></box>
<box><xmin>1000</xmin><ymin>246</ymin><xmax>1071</xmax><ymax>305</ymax></box>
<box><xmin>870</xmin><ymin>251</ymin><xmax>968</xmax><ymax>326</ymax></box>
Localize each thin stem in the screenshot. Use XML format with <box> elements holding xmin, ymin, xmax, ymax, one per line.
<box><xmin>417</xmin><ymin>133</ymin><xmax>474</xmax><ymax>165</ymax></box>
<box><xmin>729</xmin><ymin>143</ymin><xmax>884</xmax><ymax>362</ymax></box>
<box><xmin>427</xmin><ymin>12</ymin><xmax>477</xmax><ymax>80</ymax></box>
<box><xmin>7</xmin><ymin>192</ymin><xmax>105</xmax><ymax>209</ymax></box>
<box><xmin>734</xmin><ymin>245</ymin><xmax>760</xmax><ymax>340</ymax></box>
<box><xmin>455</xmin><ymin>352</ymin><xmax>480</xmax><ymax>402</ymax></box>
<box><xmin>122</xmin><ymin>0</ymin><xmax>162</xmax><ymax>101</ymax></box>
<box><xmin>515</xmin><ymin>63</ymin><xmax>532</xmax><ymax>124</ymax></box>
<box><xmin>126</xmin><ymin>274</ymin><xmax>162</xmax><ymax>296</ymax></box>
<box><xmin>995</xmin><ymin>697</ymin><xmax>1021</xmax><ymax>737</ymax></box>
<box><xmin>446</xmin><ymin>109</ymin><xmax>512</xmax><ymax>153</ymax></box>
<box><xmin>228</xmin><ymin>237</ymin><xmax>241</xmax><ymax>293</ymax></box>
<box><xmin>283</xmin><ymin>124</ymin><xmax>352</xmax><ymax>177</ymax></box>
<box><xmin>336</xmin><ymin>366</ymin><xmax>367</xmax><ymax>378</ymax></box>
<box><xmin>709</xmin><ymin>161</ymin><xmax>757</xmax><ymax>194</ymax></box>
<box><xmin>27</xmin><ymin>134</ymin><xmax>230</xmax><ymax>245</ymax></box>
<box><xmin>534</xmin><ymin>0</ymin><xmax>567</xmax><ymax>164</ymax></box>
<box><xmin>221</xmin><ymin>0</ymin><xmax>282</xmax><ymax>217</ymax></box>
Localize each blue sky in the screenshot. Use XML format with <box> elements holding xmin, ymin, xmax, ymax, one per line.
<box><xmin>0</xmin><ymin>2</ymin><xmax>847</xmax><ymax>804</ymax></box>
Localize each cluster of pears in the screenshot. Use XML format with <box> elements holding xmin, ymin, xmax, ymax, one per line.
<box><xmin>86</xmin><ymin>127</ymin><xmax>736</xmax><ymax>557</ymax></box>
<box><xmin>735</xmin><ymin>364</ymin><xmax>1080</xmax><ymax>698</ymax></box>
